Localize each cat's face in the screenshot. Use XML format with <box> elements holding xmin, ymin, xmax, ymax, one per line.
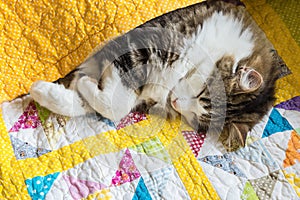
<box><xmin>170</xmin><ymin>50</ymin><xmax>273</xmax><ymax>133</ymax></box>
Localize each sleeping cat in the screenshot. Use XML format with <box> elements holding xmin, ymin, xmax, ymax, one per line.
<box><xmin>30</xmin><ymin>0</ymin><xmax>287</xmax><ymax>151</ymax></box>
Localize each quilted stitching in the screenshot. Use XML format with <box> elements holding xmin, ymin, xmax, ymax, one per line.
<box><xmin>1</xmin><ymin>0</ymin><xmax>300</xmax><ymax>199</ymax></box>
<box><xmin>0</xmin><ymin>0</ymin><xmax>202</xmax><ymax>103</ymax></box>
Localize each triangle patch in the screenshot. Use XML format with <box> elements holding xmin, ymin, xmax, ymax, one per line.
<box><xmin>283</xmin><ymin>130</ymin><xmax>300</xmax><ymax>168</ymax></box>
<box><xmin>25</xmin><ymin>172</ymin><xmax>60</xmax><ymax>200</ymax></box>
<box><xmin>275</xmin><ymin>96</ymin><xmax>300</xmax><ymax>113</ymax></box>
<box><xmin>132</xmin><ymin>177</ymin><xmax>152</xmax><ymax>200</ymax></box>
<box><xmin>246</xmin><ymin>136</ymin><xmax>260</xmax><ymax>146</ymax></box>
<box><xmin>283</xmin><ymin>170</ymin><xmax>300</xmax><ymax>196</ymax></box>
<box><xmin>111</xmin><ymin>149</ymin><xmax>141</xmax><ymax>186</ymax></box>
<box><xmin>10</xmin><ymin>135</ymin><xmax>51</xmax><ymax>160</ymax></box>
<box><xmin>87</xmin><ymin>188</ymin><xmax>112</xmax><ymax>200</ymax></box>
<box><xmin>249</xmin><ymin>170</ymin><xmax>279</xmax><ymax>200</ymax></box>
<box><xmin>199</xmin><ymin>153</ymin><xmax>246</xmax><ymax>178</ymax></box>
<box><xmin>241</xmin><ymin>181</ymin><xmax>259</xmax><ymax>200</ymax></box>
<box><xmin>182</xmin><ymin>131</ymin><xmax>206</xmax><ymax>157</ymax></box>
<box><xmin>63</xmin><ymin>175</ymin><xmax>106</xmax><ymax>199</ymax></box>
<box><xmin>296</xmin><ymin>128</ymin><xmax>300</xmax><ymax>135</ymax></box>
<box><xmin>35</xmin><ymin>102</ymin><xmax>52</xmax><ymax>125</ymax></box>
<box><xmin>116</xmin><ymin>112</ymin><xmax>147</xmax><ymax>130</ymax></box>
<box><xmin>42</xmin><ymin>114</ymin><xmax>69</xmax><ymax>149</ymax></box>
<box><xmin>262</xmin><ymin>108</ymin><xmax>293</xmax><ymax>138</ymax></box>
<box><xmin>129</xmin><ymin>137</ymin><xmax>171</xmax><ymax>163</ymax></box>
<box><xmin>234</xmin><ymin>140</ymin><xmax>277</xmax><ymax>168</ymax></box>
<box><xmin>143</xmin><ymin>167</ymin><xmax>172</xmax><ymax>199</ymax></box>
<box><xmin>9</xmin><ymin>101</ymin><xmax>41</xmax><ymax>132</ymax></box>
<box><xmin>95</xmin><ymin>113</ymin><xmax>116</xmax><ymax>128</ymax></box>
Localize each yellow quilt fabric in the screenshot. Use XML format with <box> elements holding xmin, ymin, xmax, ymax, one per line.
<box><xmin>0</xmin><ymin>0</ymin><xmax>202</xmax><ymax>103</ymax></box>
<box><xmin>0</xmin><ymin>0</ymin><xmax>300</xmax><ymax>199</ymax></box>
<box><xmin>0</xmin><ymin>0</ymin><xmax>299</xmax><ymax>104</ymax></box>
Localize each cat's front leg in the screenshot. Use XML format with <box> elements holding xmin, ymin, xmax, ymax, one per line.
<box><xmin>77</xmin><ymin>76</ymin><xmax>138</xmax><ymax>121</ymax></box>
<box><xmin>30</xmin><ymin>81</ymin><xmax>91</xmax><ymax>116</ymax></box>
<box><xmin>148</xmin><ymin>104</ymin><xmax>167</xmax><ymax>119</ymax></box>
<box><xmin>148</xmin><ymin>103</ymin><xmax>178</xmax><ymax>120</ymax></box>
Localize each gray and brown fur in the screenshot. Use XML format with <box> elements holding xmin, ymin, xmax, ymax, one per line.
<box><xmin>31</xmin><ymin>0</ymin><xmax>289</xmax><ymax>151</ymax></box>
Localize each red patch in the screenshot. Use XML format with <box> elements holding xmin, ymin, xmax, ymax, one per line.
<box><xmin>182</xmin><ymin>131</ymin><xmax>206</xmax><ymax>157</ymax></box>
<box><xmin>116</xmin><ymin>112</ymin><xmax>147</xmax><ymax>130</ymax></box>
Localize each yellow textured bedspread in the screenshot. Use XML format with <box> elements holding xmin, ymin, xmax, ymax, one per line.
<box><xmin>0</xmin><ymin>0</ymin><xmax>299</xmax><ymax>104</ymax></box>
<box><xmin>0</xmin><ymin>0</ymin><xmax>300</xmax><ymax>199</ymax></box>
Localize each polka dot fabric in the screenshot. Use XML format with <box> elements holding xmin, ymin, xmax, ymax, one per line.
<box><xmin>1</xmin><ymin>0</ymin><xmax>299</xmax><ymax>105</ymax></box>
<box><xmin>1</xmin><ymin>0</ymin><xmax>300</xmax><ymax>199</ymax></box>
<box><xmin>182</xmin><ymin>131</ymin><xmax>206</xmax><ymax>157</ymax></box>
<box><xmin>0</xmin><ymin>108</ymin><xmax>31</xmax><ymax>199</ymax></box>
<box><xmin>0</xmin><ymin>0</ymin><xmax>202</xmax><ymax>103</ymax></box>
<box><xmin>1</xmin><ymin>99</ymin><xmax>220</xmax><ymax>199</ymax></box>
<box><xmin>25</xmin><ymin>172</ymin><xmax>60</xmax><ymax>200</ymax></box>
<box><xmin>243</xmin><ymin>0</ymin><xmax>300</xmax><ymax>104</ymax></box>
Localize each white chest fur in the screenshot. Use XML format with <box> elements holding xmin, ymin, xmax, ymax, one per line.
<box><xmin>140</xmin><ymin>11</ymin><xmax>255</xmax><ymax>107</ymax></box>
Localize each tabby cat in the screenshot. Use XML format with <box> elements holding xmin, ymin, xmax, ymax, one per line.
<box><xmin>30</xmin><ymin>0</ymin><xmax>287</xmax><ymax>151</ymax></box>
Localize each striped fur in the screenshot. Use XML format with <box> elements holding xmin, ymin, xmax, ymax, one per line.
<box><xmin>30</xmin><ymin>0</ymin><xmax>284</xmax><ymax>151</ymax></box>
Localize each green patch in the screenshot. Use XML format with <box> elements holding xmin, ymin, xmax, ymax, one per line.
<box><xmin>34</xmin><ymin>102</ymin><xmax>51</xmax><ymax>124</ymax></box>
<box><xmin>129</xmin><ymin>137</ymin><xmax>171</xmax><ymax>163</ymax></box>
<box><xmin>241</xmin><ymin>181</ymin><xmax>259</xmax><ymax>200</ymax></box>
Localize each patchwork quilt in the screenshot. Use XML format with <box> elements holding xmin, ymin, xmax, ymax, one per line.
<box><xmin>0</xmin><ymin>0</ymin><xmax>300</xmax><ymax>199</ymax></box>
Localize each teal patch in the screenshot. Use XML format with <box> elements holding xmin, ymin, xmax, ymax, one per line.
<box><xmin>132</xmin><ymin>177</ymin><xmax>152</xmax><ymax>200</ymax></box>
<box><xmin>262</xmin><ymin>109</ymin><xmax>293</xmax><ymax>138</ymax></box>
<box><xmin>25</xmin><ymin>172</ymin><xmax>60</xmax><ymax>200</ymax></box>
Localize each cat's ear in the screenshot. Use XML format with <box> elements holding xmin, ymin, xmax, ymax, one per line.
<box><xmin>231</xmin><ymin>67</ymin><xmax>263</xmax><ymax>94</ymax></box>
<box><xmin>231</xmin><ymin>123</ymin><xmax>249</xmax><ymax>147</ymax></box>
<box><xmin>270</xmin><ymin>49</ymin><xmax>291</xmax><ymax>80</ymax></box>
<box><xmin>239</xmin><ymin>68</ymin><xmax>263</xmax><ymax>92</ymax></box>
<box><xmin>220</xmin><ymin>123</ymin><xmax>250</xmax><ymax>151</ymax></box>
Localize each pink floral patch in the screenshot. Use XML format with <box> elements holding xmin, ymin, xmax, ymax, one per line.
<box><xmin>111</xmin><ymin>149</ymin><xmax>141</xmax><ymax>186</ymax></box>
<box><xmin>9</xmin><ymin>101</ymin><xmax>41</xmax><ymax>132</ymax></box>
<box><xmin>182</xmin><ymin>131</ymin><xmax>206</xmax><ymax>157</ymax></box>
<box><xmin>116</xmin><ymin>112</ymin><xmax>147</xmax><ymax>130</ymax></box>
<box><xmin>63</xmin><ymin>175</ymin><xmax>106</xmax><ymax>199</ymax></box>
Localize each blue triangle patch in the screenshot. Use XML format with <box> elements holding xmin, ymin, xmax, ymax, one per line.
<box><xmin>25</xmin><ymin>172</ymin><xmax>60</xmax><ymax>200</ymax></box>
<box><xmin>234</xmin><ymin>140</ymin><xmax>278</xmax><ymax>168</ymax></box>
<box><xmin>132</xmin><ymin>177</ymin><xmax>152</xmax><ymax>200</ymax></box>
<box><xmin>198</xmin><ymin>153</ymin><xmax>246</xmax><ymax>178</ymax></box>
<box><xmin>262</xmin><ymin>108</ymin><xmax>293</xmax><ymax>138</ymax></box>
<box><xmin>142</xmin><ymin>167</ymin><xmax>172</xmax><ymax>199</ymax></box>
<box><xmin>10</xmin><ymin>135</ymin><xmax>51</xmax><ymax>160</ymax></box>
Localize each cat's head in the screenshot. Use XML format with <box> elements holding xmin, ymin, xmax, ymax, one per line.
<box><xmin>170</xmin><ymin>48</ymin><xmax>285</xmax><ymax>151</ymax></box>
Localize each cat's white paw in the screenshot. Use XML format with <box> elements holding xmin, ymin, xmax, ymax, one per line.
<box><xmin>77</xmin><ymin>75</ymin><xmax>138</xmax><ymax>121</ymax></box>
<box><xmin>30</xmin><ymin>81</ymin><xmax>58</xmax><ymax>104</ymax></box>
<box><xmin>77</xmin><ymin>76</ymin><xmax>99</xmax><ymax>92</ymax></box>
<box><xmin>77</xmin><ymin>76</ymin><xmax>117</xmax><ymax>119</ymax></box>
<box><xmin>30</xmin><ymin>81</ymin><xmax>87</xmax><ymax>116</ymax></box>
